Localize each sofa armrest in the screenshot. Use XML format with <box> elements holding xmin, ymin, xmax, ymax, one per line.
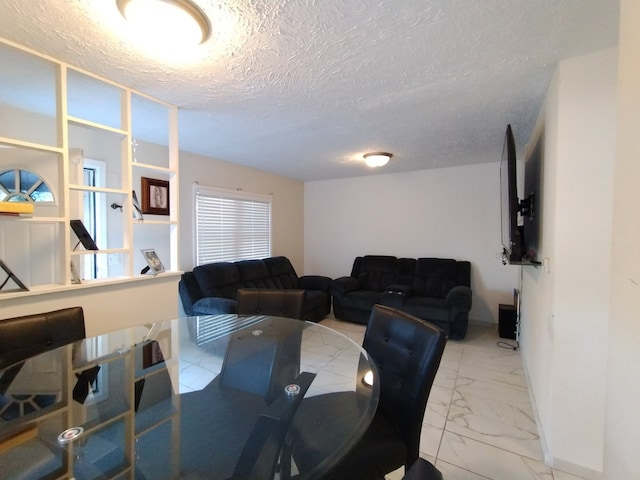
<box><xmin>179</xmin><ymin>272</ymin><xmax>204</xmax><ymax>316</ymax></box>
<box><xmin>446</xmin><ymin>285</ymin><xmax>472</xmax><ymax>309</ymax></box>
<box><xmin>331</xmin><ymin>276</ymin><xmax>359</xmax><ymax>295</ymax></box>
<box><xmin>299</xmin><ymin>275</ymin><xmax>331</xmax><ymax>292</ymax></box>
<box><xmin>192</xmin><ymin>297</ymin><xmax>238</xmax><ymax>315</ymax></box>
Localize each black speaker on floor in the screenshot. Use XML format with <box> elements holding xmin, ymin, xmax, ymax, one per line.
<box><xmin>498</xmin><ymin>304</ymin><xmax>517</xmax><ymax>340</ymax></box>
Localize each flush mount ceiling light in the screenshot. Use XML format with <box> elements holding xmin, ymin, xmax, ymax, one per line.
<box><xmin>363</xmin><ymin>152</ymin><xmax>393</xmax><ymax>168</ymax></box>
<box><xmin>117</xmin><ymin>0</ymin><xmax>211</xmax><ymax>47</ymax></box>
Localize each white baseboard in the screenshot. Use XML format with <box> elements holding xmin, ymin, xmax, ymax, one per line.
<box><xmin>521</xmin><ymin>353</ymin><xmax>603</xmax><ymax>480</ymax></box>
<box><xmin>551</xmin><ymin>457</ymin><xmax>602</xmax><ymax>480</ymax></box>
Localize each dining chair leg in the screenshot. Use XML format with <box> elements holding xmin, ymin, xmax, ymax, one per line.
<box><xmin>279</xmin><ymin>443</ymin><xmax>292</xmax><ymax>479</ymax></box>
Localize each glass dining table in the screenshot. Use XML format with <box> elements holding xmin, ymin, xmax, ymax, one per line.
<box><xmin>0</xmin><ymin>314</ymin><xmax>379</xmax><ymax>479</ymax></box>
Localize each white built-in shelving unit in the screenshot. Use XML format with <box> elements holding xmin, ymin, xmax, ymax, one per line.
<box><xmin>0</xmin><ymin>38</ymin><xmax>179</xmax><ymax>301</ymax></box>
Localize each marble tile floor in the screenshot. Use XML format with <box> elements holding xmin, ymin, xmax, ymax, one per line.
<box><xmin>319</xmin><ymin>317</ymin><xmax>588</xmax><ymax>480</ymax></box>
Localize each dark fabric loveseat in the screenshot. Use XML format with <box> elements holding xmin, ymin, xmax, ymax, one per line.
<box><xmin>179</xmin><ymin>256</ymin><xmax>332</xmax><ymax>322</ymax></box>
<box><xmin>331</xmin><ymin>255</ymin><xmax>472</xmax><ymax>339</ymax></box>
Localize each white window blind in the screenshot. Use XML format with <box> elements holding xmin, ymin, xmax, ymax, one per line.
<box><xmin>194</xmin><ymin>185</ymin><xmax>271</xmax><ymax>265</ymax></box>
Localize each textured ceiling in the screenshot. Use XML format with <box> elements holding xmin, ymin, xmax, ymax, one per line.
<box><xmin>0</xmin><ymin>0</ymin><xmax>619</xmax><ymax>181</ymax></box>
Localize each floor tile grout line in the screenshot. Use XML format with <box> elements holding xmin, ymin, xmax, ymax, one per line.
<box><xmin>437</xmin><ymin>342</ymin><xmax>507</xmax><ymax>479</ymax></box>
<box><xmin>436</xmin><ymin>459</ymin><xmax>495</xmax><ymax>480</ymax></box>
<box><xmin>434</xmin><ymin>340</ymin><xmax>462</xmax><ymax>465</ymax></box>
<box><xmin>443</xmin><ymin>340</ymin><xmax>551</xmax><ymax>470</ymax></box>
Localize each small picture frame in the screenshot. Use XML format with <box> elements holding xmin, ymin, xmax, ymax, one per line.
<box><xmin>70</xmin><ymin>260</ymin><xmax>82</xmax><ymax>284</ymax></box>
<box><xmin>141</xmin><ymin>177</ymin><xmax>170</xmax><ymax>215</ymax></box>
<box><xmin>142</xmin><ymin>340</ymin><xmax>165</xmax><ymax>369</ymax></box>
<box><xmin>141</xmin><ymin>249</ymin><xmax>165</xmax><ymax>274</ymax></box>
<box><xmin>70</xmin><ymin>219</ymin><xmax>99</xmax><ymax>250</ymax></box>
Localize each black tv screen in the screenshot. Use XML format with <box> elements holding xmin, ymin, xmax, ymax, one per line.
<box><xmin>500</xmin><ymin>125</ymin><xmax>523</xmax><ymax>263</ymax></box>
<box><xmin>499</xmin><ymin>125</ymin><xmax>542</xmax><ymax>266</ymax></box>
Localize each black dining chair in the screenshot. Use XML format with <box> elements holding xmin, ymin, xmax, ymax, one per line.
<box><xmin>402</xmin><ymin>458</ymin><xmax>443</xmax><ymax>480</ymax></box>
<box><xmin>219</xmin><ymin>316</ymin><xmax>304</xmax><ymax>404</ymax></box>
<box><xmin>288</xmin><ymin>304</ymin><xmax>446</xmax><ymax>479</ymax></box>
<box><xmin>231</xmin><ymin>371</ymin><xmax>316</xmax><ymax>480</ymax></box>
<box><xmin>236</xmin><ymin>288</ymin><xmax>306</xmax><ymax>320</ymax></box>
<box><xmin>0</xmin><ymin>306</ymin><xmax>86</xmax><ymax>370</ymax></box>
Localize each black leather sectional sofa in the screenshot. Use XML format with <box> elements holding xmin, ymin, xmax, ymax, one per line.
<box><xmin>179</xmin><ymin>256</ymin><xmax>332</xmax><ymax>322</ymax></box>
<box><xmin>331</xmin><ymin>255</ymin><xmax>472</xmax><ymax>339</ymax></box>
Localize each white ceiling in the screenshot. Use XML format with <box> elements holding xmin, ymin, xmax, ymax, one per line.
<box><xmin>0</xmin><ymin>0</ymin><xmax>619</xmax><ymax>181</ymax></box>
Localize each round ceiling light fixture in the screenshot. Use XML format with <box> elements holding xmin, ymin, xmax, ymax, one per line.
<box><xmin>363</xmin><ymin>152</ymin><xmax>393</xmax><ymax>168</ymax></box>
<box><xmin>116</xmin><ymin>0</ymin><xmax>211</xmax><ymax>47</ymax></box>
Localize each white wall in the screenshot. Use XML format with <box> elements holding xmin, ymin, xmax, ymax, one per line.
<box><xmin>0</xmin><ymin>275</ymin><xmax>180</xmax><ymax>337</ymax></box>
<box><xmin>178</xmin><ymin>151</ymin><xmax>305</xmax><ymax>273</ymax></box>
<box><xmin>521</xmin><ymin>48</ymin><xmax>617</xmax><ymax>478</ymax></box>
<box><xmin>304</xmin><ymin>163</ymin><xmax>520</xmax><ymax>323</ymax></box>
<box><xmin>604</xmin><ymin>0</ymin><xmax>640</xmax><ymax>477</ymax></box>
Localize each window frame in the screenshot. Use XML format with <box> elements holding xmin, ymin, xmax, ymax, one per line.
<box><xmin>193</xmin><ymin>184</ymin><xmax>272</xmax><ymax>266</ymax></box>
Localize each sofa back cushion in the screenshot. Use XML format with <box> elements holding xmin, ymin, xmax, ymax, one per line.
<box><xmin>236</xmin><ymin>260</ymin><xmax>271</xmax><ymax>288</ymax></box>
<box><xmin>192</xmin><ymin>257</ymin><xmax>303</xmax><ymax>301</ymax></box>
<box><xmin>354</xmin><ymin>255</ymin><xmax>398</xmax><ymax>291</ymax></box>
<box><xmin>412</xmin><ymin>258</ymin><xmax>470</xmax><ymax>298</ymax></box>
<box><xmin>193</xmin><ymin>262</ymin><xmax>241</xmax><ymax>299</ymax></box>
<box><xmin>396</xmin><ymin>258</ymin><xmax>417</xmax><ymax>286</ymax></box>
<box><xmin>263</xmin><ymin>256</ymin><xmax>300</xmax><ymax>289</ymax></box>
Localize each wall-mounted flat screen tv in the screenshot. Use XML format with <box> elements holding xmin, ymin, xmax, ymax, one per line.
<box><xmin>499</xmin><ymin>125</ymin><xmax>541</xmax><ymax>266</ymax></box>
<box><xmin>500</xmin><ymin>125</ymin><xmax>523</xmax><ymax>264</ymax></box>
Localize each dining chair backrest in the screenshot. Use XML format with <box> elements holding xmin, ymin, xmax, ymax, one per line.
<box><xmin>363</xmin><ymin>304</ymin><xmax>447</xmax><ymax>469</ymax></box>
<box><xmin>220</xmin><ymin>317</ymin><xmax>303</xmax><ymax>403</ymax></box>
<box><xmin>0</xmin><ymin>307</ymin><xmax>86</xmax><ymax>369</ymax></box>
<box><xmin>236</xmin><ymin>288</ymin><xmax>305</xmax><ymax>320</ymax></box>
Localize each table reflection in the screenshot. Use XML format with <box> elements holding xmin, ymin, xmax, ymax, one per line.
<box><xmin>0</xmin><ymin>315</ymin><xmax>378</xmax><ymax>480</ymax></box>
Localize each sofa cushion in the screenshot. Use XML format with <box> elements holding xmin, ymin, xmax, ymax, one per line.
<box><xmin>263</xmin><ymin>256</ymin><xmax>300</xmax><ymax>289</ymax></box>
<box><xmin>236</xmin><ymin>260</ymin><xmax>271</xmax><ymax>288</ymax></box>
<box><xmin>402</xmin><ymin>297</ymin><xmax>450</xmax><ymax>323</ymax></box>
<box><xmin>412</xmin><ymin>258</ymin><xmax>460</xmax><ymax>299</ymax></box>
<box><xmin>357</xmin><ymin>256</ymin><xmax>397</xmax><ymax>291</ymax></box>
<box><xmin>193</xmin><ymin>263</ymin><xmax>241</xmax><ymax>298</ymax></box>
<box><xmin>343</xmin><ymin>290</ymin><xmax>382</xmax><ymax>311</ymax></box>
<box><xmin>395</xmin><ymin>258</ymin><xmax>417</xmax><ymax>286</ymax></box>
<box><xmin>193</xmin><ymin>297</ymin><xmax>238</xmax><ymax>315</ymax></box>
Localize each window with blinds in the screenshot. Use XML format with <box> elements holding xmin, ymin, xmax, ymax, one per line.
<box><xmin>194</xmin><ymin>185</ymin><xmax>271</xmax><ymax>265</ymax></box>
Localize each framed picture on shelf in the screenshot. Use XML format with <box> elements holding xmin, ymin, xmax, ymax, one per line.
<box><xmin>141</xmin><ymin>249</ymin><xmax>165</xmax><ymax>275</ymax></box>
<box><xmin>70</xmin><ymin>219</ymin><xmax>99</xmax><ymax>250</ymax></box>
<box><xmin>142</xmin><ymin>340</ymin><xmax>165</xmax><ymax>369</ymax></box>
<box><xmin>70</xmin><ymin>260</ymin><xmax>82</xmax><ymax>284</ymax></box>
<box><xmin>132</xmin><ymin>190</ymin><xmax>144</xmax><ymax>220</ymax></box>
<box><xmin>141</xmin><ymin>177</ymin><xmax>170</xmax><ymax>215</ymax></box>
